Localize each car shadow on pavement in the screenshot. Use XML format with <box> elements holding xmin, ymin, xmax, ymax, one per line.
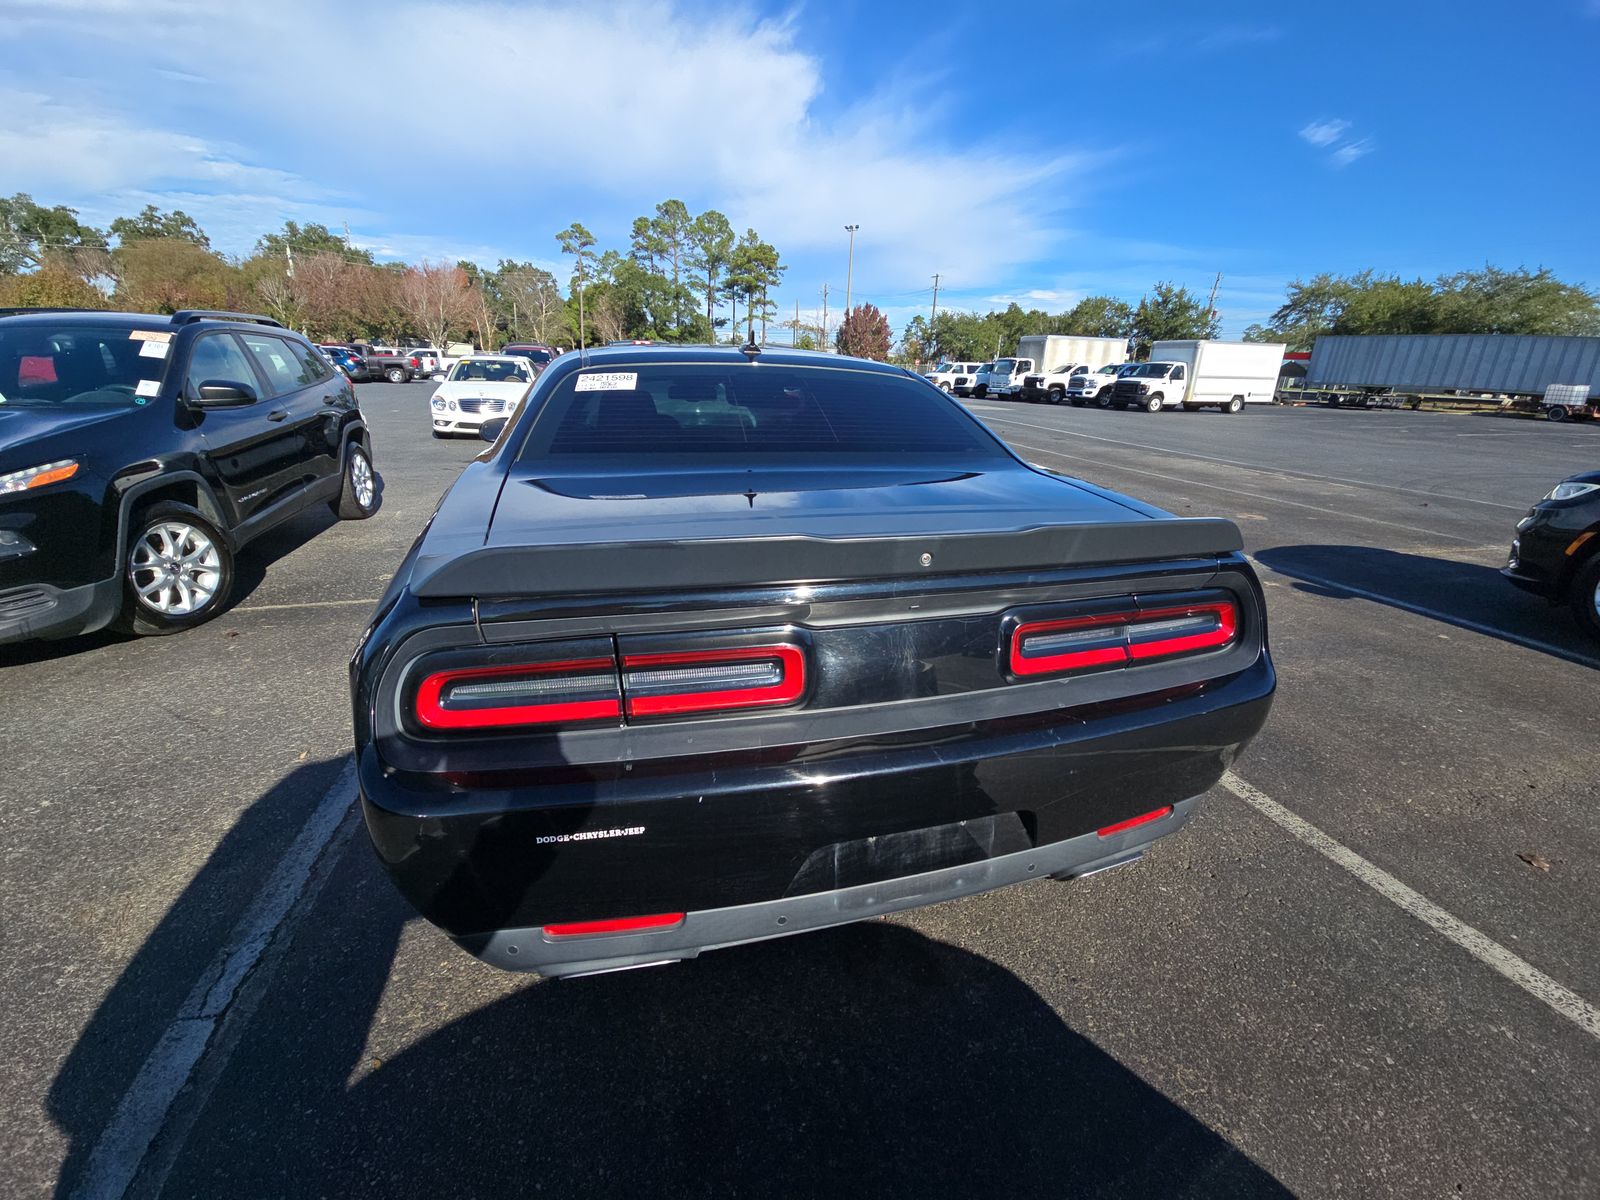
<box><xmin>44</xmin><ymin>756</ymin><xmax>353</xmax><ymax>1199</ymax></box>
<box><xmin>1255</xmin><ymin>544</ymin><xmax>1599</xmax><ymax>667</ymax></box>
<box><xmin>49</xmin><ymin>760</ymin><xmax>1290</xmax><ymax>1199</ymax></box>
<box><xmin>224</xmin><ymin>468</ymin><xmax>385</xmax><ymax>611</ymax></box>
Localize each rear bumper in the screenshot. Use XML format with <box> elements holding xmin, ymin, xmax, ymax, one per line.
<box><xmin>459</xmin><ymin>796</ymin><xmax>1200</xmax><ymax>976</ymax></box>
<box><xmin>360</xmin><ymin>656</ymin><xmax>1274</xmax><ymax>953</ymax></box>
<box><xmin>0</xmin><ymin>576</ymin><xmax>121</xmax><ymax>645</ymax></box>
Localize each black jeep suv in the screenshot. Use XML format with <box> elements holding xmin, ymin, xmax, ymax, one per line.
<box><xmin>0</xmin><ymin>308</ymin><xmax>376</xmax><ymax>644</ymax></box>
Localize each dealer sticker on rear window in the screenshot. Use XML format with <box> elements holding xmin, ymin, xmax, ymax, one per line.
<box><xmin>575</xmin><ymin>372</ymin><xmax>638</xmax><ymax>392</ymax></box>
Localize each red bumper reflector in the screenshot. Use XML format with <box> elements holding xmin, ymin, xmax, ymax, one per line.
<box><xmin>623</xmin><ymin>644</ymin><xmax>806</xmax><ymax>718</ymax></box>
<box><xmin>1011</xmin><ymin>598</ymin><xmax>1238</xmax><ymax>677</ymax></box>
<box><xmin>543</xmin><ymin>912</ymin><xmax>686</xmax><ymax>939</ymax></box>
<box><xmin>1096</xmin><ymin>805</ymin><xmax>1174</xmax><ymax>838</ymax></box>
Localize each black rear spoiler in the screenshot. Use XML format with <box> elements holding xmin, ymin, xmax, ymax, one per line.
<box><xmin>409</xmin><ymin>518</ymin><xmax>1244</xmax><ymax>599</ymax></box>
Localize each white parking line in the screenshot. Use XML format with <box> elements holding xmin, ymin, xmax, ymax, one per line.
<box><xmin>1220</xmin><ymin>772</ymin><xmax>1600</xmax><ymax>1040</ymax></box>
<box><xmin>1246</xmin><ymin>556</ymin><xmax>1600</xmax><ymax>670</ymax></box>
<box><xmin>230</xmin><ymin>598</ymin><xmax>382</xmax><ymax>613</ymax></box>
<box><xmin>1009</xmin><ymin>440</ymin><xmax>1479</xmax><ymax>544</ymax></box>
<box><xmin>74</xmin><ymin>760</ymin><xmax>357</xmax><ymax>1200</ymax></box>
<box><xmin>975</xmin><ymin>408</ymin><xmax>1527</xmax><ymax>510</ymax></box>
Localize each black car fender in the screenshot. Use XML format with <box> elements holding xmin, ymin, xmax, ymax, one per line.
<box><xmin>337</xmin><ymin>419</ymin><xmax>372</xmax><ymax>460</ymax></box>
<box><xmin>112</xmin><ymin>468</ymin><xmax>235</xmax><ymax>574</ymax></box>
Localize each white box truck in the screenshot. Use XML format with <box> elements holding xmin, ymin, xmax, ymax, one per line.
<box><xmin>993</xmin><ymin>335</ymin><xmax>1129</xmax><ymax>401</ymax></box>
<box><xmin>1108</xmin><ymin>340</ymin><xmax>1286</xmax><ymax>414</ymax></box>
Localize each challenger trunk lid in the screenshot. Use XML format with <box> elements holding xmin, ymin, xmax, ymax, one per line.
<box><xmin>408</xmin><ymin>463</ymin><xmax>1243</xmax><ymax>598</ymax></box>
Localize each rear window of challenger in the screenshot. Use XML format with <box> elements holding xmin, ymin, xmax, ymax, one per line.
<box><xmin>519</xmin><ymin>363</ymin><xmax>1008</xmax><ymax>462</ymax></box>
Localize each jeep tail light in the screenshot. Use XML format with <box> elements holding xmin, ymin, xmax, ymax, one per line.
<box><xmin>414</xmin><ymin>657</ymin><xmax>620</xmax><ymax>730</ymax></box>
<box><xmin>1010</xmin><ymin>597</ymin><xmax>1238</xmax><ymax>678</ymax></box>
<box><xmin>622</xmin><ymin>644</ymin><xmax>806</xmax><ymax>718</ymax></box>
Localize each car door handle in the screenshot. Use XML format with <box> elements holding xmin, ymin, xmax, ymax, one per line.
<box><xmin>267</xmin><ymin>408</ymin><xmax>290</xmax><ymax>422</ymax></box>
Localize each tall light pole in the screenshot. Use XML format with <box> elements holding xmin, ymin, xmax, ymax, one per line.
<box><xmin>844</xmin><ymin>224</ymin><xmax>859</xmax><ymax>320</ymax></box>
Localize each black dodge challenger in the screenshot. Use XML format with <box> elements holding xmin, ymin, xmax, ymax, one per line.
<box><xmin>352</xmin><ymin>345</ymin><xmax>1275</xmax><ymax>977</ymax></box>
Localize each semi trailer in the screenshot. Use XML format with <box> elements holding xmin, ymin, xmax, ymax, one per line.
<box><xmin>1304</xmin><ymin>334</ymin><xmax>1600</xmax><ymax>419</ymax></box>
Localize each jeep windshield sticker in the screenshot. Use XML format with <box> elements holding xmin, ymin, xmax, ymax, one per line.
<box><xmin>128</xmin><ymin>330</ymin><xmax>173</xmax><ymax>343</ymax></box>
<box><xmin>138</xmin><ymin>339</ymin><xmax>170</xmax><ymax>359</ymax></box>
<box><xmin>575</xmin><ymin>372</ymin><xmax>638</xmax><ymax>393</ymax></box>
<box><xmin>135</xmin><ymin>379</ymin><xmax>161</xmax><ymax>397</ymax></box>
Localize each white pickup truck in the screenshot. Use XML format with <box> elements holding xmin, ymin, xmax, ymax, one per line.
<box><xmin>1067</xmin><ymin>362</ymin><xmax>1139</xmax><ymax>406</ymax></box>
<box><xmin>1108</xmin><ymin>340</ymin><xmax>1287</xmax><ymax>413</ymax></box>
<box><xmin>923</xmin><ymin>360</ymin><xmax>984</xmax><ymax>392</ymax></box>
<box><xmin>953</xmin><ymin>362</ymin><xmax>995</xmax><ymax>398</ymax></box>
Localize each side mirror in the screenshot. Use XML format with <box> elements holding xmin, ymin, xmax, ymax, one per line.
<box><xmin>479</xmin><ymin>417</ymin><xmax>509</xmax><ymax>443</ymax></box>
<box><xmin>192</xmin><ymin>379</ymin><xmax>258</xmax><ymax>407</ymax></box>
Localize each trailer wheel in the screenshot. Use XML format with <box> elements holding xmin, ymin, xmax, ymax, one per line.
<box><xmin>1324</xmin><ymin>393</ymin><xmax>1341</xmax><ymax>408</ymax></box>
<box><xmin>1545</xmin><ymin>404</ymin><xmax>1568</xmax><ymax>422</ymax></box>
<box><xmin>1224</xmin><ymin>396</ymin><xmax>1244</xmax><ymax>414</ymax></box>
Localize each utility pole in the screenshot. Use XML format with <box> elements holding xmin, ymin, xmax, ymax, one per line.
<box><xmin>820</xmin><ymin>283</ymin><xmax>829</xmax><ymax>350</ymax></box>
<box><xmin>794</xmin><ymin>298</ymin><xmax>800</xmax><ymax>347</ymax></box>
<box><xmin>844</xmin><ymin>225</ymin><xmax>859</xmax><ymax>319</ymax></box>
<box><xmin>1205</xmin><ymin>271</ymin><xmax>1222</xmax><ymax>327</ymax></box>
<box><xmin>285</xmin><ymin>244</ymin><xmax>295</xmax><ymax>279</ymax></box>
<box><xmin>931</xmin><ymin>273</ymin><xmax>940</xmax><ymax>324</ymax></box>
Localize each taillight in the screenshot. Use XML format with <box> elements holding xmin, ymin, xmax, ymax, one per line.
<box><xmin>414</xmin><ymin>656</ymin><xmax>620</xmax><ymax>730</ymax></box>
<box><xmin>1009</xmin><ymin>596</ymin><xmax>1238</xmax><ymax>678</ymax></box>
<box><xmin>406</xmin><ymin>634</ymin><xmax>807</xmax><ymax>733</ymax></box>
<box><xmin>622</xmin><ymin>644</ymin><xmax>806</xmax><ymax>718</ymax></box>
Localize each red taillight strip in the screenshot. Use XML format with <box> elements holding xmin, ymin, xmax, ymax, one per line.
<box><xmin>1096</xmin><ymin>805</ymin><xmax>1174</xmax><ymax>838</ymax></box>
<box><xmin>1126</xmin><ymin>602</ymin><xmax>1238</xmax><ymax>660</ymax></box>
<box><xmin>543</xmin><ymin>912</ymin><xmax>686</xmax><ymax>938</ymax></box>
<box><xmin>1010</xmin><ymin>599</ymin><xmax>1238</xmax><ymax>678</ymax></box>
<box><xmin>622</xmin><ymin>644</ymin><xmax>806</xmax><ymax>718</ymax></box>
<box><xmin>414</xmin><ymin>657</ymin><xmax>620</xmax><ymax>730</ymax></box>
<box><xmin>1009</xmin><ymin>611</ymin><xmax>1134</xmax><ymax>676</ymax></box>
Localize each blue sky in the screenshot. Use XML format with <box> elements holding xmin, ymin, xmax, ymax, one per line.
<box><xmin>3</xmin><ymin>0</ymin><xmax>1598</xmax><ymax>338</ymax></box>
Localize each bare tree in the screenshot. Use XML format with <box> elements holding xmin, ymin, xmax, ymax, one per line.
<box><xmin>467</xmin><ymin>285</ymin><xmax>498</xmax><ymax>352</ymax></box>
<box><xmin>399</xmin><ymin>262</ymin><xmax>471</xmax><ymax>350</ymax></box>
<box><xmin>587</xmin><ymin>291</ymin><xmax>626</xmax><ymax>343</ymax></box>
<box><xmin>255</xmin><ymin>273</ymin><xmax>306</xmax><ymax>330</ymax></box>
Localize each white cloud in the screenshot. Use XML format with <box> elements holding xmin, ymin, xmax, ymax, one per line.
<box><xmin>1298</xmin><ymin>118</ymin><xmax>1374</xmax><ymax>168</ymax></box>
<box><xmin>1298</xmin><ymin>119</ymin><xmax>1351</xmax><ymax>148</ymax></box>
<box><xmin>0</xmin><ymin>0</ymin><xmax>1095</xmax><ymax>286</ymax></box>
<box><xmin>1330</xmin><ymin>138</ymin><xmax>1375</xmax><ymax>168</ymax></box>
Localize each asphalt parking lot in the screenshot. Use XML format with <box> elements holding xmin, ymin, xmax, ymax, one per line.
<box><xmin>5</xmin><ymin>384</ymin><xmax>1599</xmax><ymax>1199</ymax></box>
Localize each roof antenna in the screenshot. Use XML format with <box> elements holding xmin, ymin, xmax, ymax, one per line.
<box><xmin>741</xmin><ymin>336</ymin><xmax>761</xmax><ymax>360</ymax></box>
